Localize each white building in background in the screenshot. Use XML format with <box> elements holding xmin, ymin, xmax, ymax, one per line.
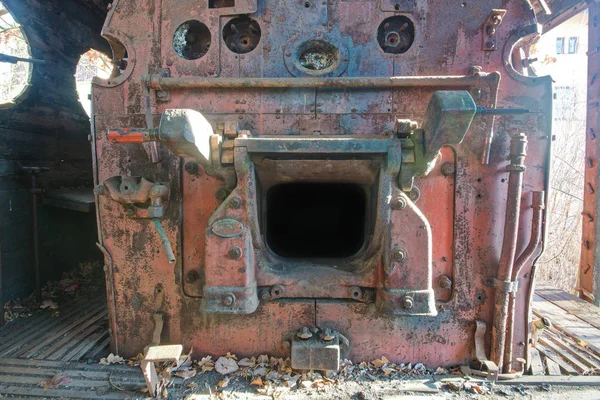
<box><xmin>531</xmin><ymin>10</ymin><xmax>588</xmax><ymax>120</ymax></box>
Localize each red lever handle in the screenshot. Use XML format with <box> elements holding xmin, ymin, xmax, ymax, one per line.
<box><xmin>107</xmin><ymin>128</ymin><xmax>156</xmax><ymax>143</ymax></box>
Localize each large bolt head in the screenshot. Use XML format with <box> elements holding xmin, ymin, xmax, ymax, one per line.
<box><xmin>297</xmin><ymin>326</ymin><xmax>313</xmax><ymax>340</ymax></box>
<box><xmin>392</xmin><ymin>247</ymin><xmax>407</xmax><ymax>262</ymax></box>
<box><xmin>438</xmin><ymin>275</ymin><xmax>453</xmax><ymax>290</ymax></box>
<box><xmin>259</xmin><ymin>288</ymin><xmax>271</xmax><ymax>301</ymax></box>
<box><xmin>270</xmin><ymin>285</ymin><xmax>284</xmax><ymax>298</ymax></box>
<box><xmin>390</xmin><ymin>196</ymin><xmax>407</xmax><ymax>210</ymax></box>
<box><xmin>184</xmin><ymin>161</ymin><xmax>199</xmax><ymax>174</ymax></box>
<box><xmin>402</xmin><ymin>296</ymin><xmax>414</xmax><ymax>309</ymax></box>
<box><xmin>229</xmin><ymin>246</ymin><xmax>243</xmax><ymax>259</ymax></box>
<box><xmin>440</xmin><ymin>162</ymin><xmax>455</xmax><ymax>176</ymax></box>
<box><xmin>185</xmin><ymin>270</ymin><xmax>200</xmax><ymax>283</ymax></box>
<box><xmin>229</xmin><ymin>196</ymin><xmax>243</xmax><ymax>209</ymax></box>
<box><xmin>222</xmin><ymin>293</ymin><xmax>235</xmax><ymax>306</ymax></box>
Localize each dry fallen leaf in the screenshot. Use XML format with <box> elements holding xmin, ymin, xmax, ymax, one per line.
<box><xmin>382</xmin><ymin>367</ymin><xmax>395</xmax><ymax>375</ymax></box>
<box><xmin>251</xmin><ymin>377</ymin><xmax>264</xmax><ymax>386</ymax></box>
<box><xmin>215</xmin><ymin>356</ymin><xmax>238</xmax><ymax>374</ymax></box>
<box><xmin>174</xmin><ymin>368</ymin><xmax>197</xmax><ymax>380</ymax></box>
<box><xmin>40</xmin><ymin>373</ymin><xmax>71</xmax><ymax>389</ymax></box>
<box><xmin>218</xmin><ymin>376</ymin><xmax>230</xmax><ymax>388</ymax></box>
<box><xmin>40</xmin><ymin>299</ymin><xmax>58</xmax><ymax>310</ymax></box>
<box><xmin>99</xmin><ymin>353</ymin><xmax>125</xmax><ymax>365</ymax></box>
<box><xmin>371</xmin><ymin>356</ymin><xmax>389</xmax><ymax>368</ymax></box>
<box><xmin>197</xmin><ymin>355</ymin><xmax>215</xmax><ymax>373</ymax></box>
<box><xmin>238</xmin><ymin>357</ymin><xmax>255</xmax><ymax>367</ymax></box>
<box><xmin>225</xmin><ymin>351</ymin><xmax>237</xmax><ymax>360</ymax></box>
<box><xmin>257</xmin><ymin>354</ymin><xmax>269</xmax><ymax>364</ymax></box>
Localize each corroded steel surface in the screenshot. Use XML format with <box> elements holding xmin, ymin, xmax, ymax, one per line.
<box><xmin>91</xmin><ymin>0</ymin><xmax>552</xmax><ymax>369</ymax></box>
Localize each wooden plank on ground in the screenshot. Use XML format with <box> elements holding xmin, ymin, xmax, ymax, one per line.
<box><xmin>532</xmin><ymin>295</ymin><xmax>600</xmax><ymax>354</ymax></box>
<box><xmin>0</xmin><ymin>302</ymin><xmax>104</xmax><ymax>356</ymax></box>
<box><xmin>529</xmin><ymin>348</ymin><xmax>545</xmax><ymax>375</ymax></box>
<box><xmin>537</xmin><ymin>338</ymin><xmax>591</xmax><ymax>373</ymax></box>
<box><xmin>16</xmin><ymin>305</ymin><xmax>106</xmax><ymax>358</ymax></box>
<box><xmin>536</xmin><ymin>283</ymin><xmax>600</xmax><ymax>331</ymax></box>
<box><xmin>61</xmin><ymin>328</ymin><xmax>108</xmax><ymax>361</ymax></box>
<box><xmin>544</xmin><ymin>334</ymin><xmax>600</xmax><ymax>369</ymax></box>
<box><xmin>86</xmin><ymin>336</ymin><xmax>110</xmax><ymax>360</ymax></box>
<box><xmin>35</xmin><ymin>323</ymin><xmax>103</xmax><ymax>360</ymax></box>
<box><xmin>0</xmin><ymin>365</ymin><xmax>144</xmax><ymax>382</ymax></box>
<box><xmin>436</xmin><ymin>375</ymin><xmax>600</xmax><ymax>386</ymax></box>
<box><xmin>545</xmin><ymin>356</ymin><xmax>562</xmax><ymax>375</ymax></box>
<box><xmin>0</xmin><ymin>384</ymin><xmax>132</xmax><ymax>399</ymax></box>
<box><xmin>0</xmin><ymin>357</ymin><xmax>136</xmax><ymax>373</ymax></box>
<box><xmin>536</xmin><ymin>343</ymin><xmax>578</xmax><ymax>375</ymax></box>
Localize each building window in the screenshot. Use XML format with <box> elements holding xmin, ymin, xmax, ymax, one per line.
<box><xmin>556</xmin><ymin>37</ymin><xmax>565</xmax><ymax>54</ymax></box>
<box><xmin>568</xmin><ymin>37</ymin><xmax>578</xmax><ymax>54</ymax></box>
<box><xmin>0</xmin><ymin>2</ymin><xmax>32</xmax><ymax>107</ymax></box>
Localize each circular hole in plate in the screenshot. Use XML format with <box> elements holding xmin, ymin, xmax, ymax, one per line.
<box><xmin>173</xmin><ymin>20</ymin><xmax>211</xmax><ymax>60</ymax></box>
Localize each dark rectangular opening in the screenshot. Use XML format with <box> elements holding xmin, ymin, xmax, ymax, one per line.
<box><xmin>265</xmin><ymin>183</ymin><xmax>367</xmax><ymax>258</ymax></box>
<box><xmin>208</xmin><ymin>0</ymin><xmax>235</xmax><ymax>8</ymax></box>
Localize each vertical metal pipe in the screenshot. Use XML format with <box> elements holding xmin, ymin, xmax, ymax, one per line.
<box><xmin>503</xmin><ymin>190</ymin><xmax>544</xmax><ymax>373</ymax></box>
<box><xmin>31</xmin><ymin>174</ymin><xmax>41</xmax><ymax>301</ymax></box>
<box><xmin>144</xmin><ymin>87</ymin><xmax>160</xmax><ymax>163</ymax></box>
<box><xmin>490</xmin><ymin>133</ymin><xmax>528</xmax><ymax>370</ymax></box>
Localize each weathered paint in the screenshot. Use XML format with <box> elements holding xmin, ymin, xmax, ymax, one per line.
<box><xmin>92</xmin><ymin>0</ymin><xmax>552</xmax><ymax>370</ymax></box>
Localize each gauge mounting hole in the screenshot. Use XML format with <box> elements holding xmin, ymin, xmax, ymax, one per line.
<box><xmin>377</xmin><ymin>16</ymin><xmax>415</xmax><ymax>54</ymax></box>
<box><xmin>223</xmin><ymin>16</ymin><xmax>261</xmax><ymax>54</ymax></box>
<box><xmin>173</xmin><ymin>20</ymin><xmax>211</xmax><ymax>60</ymax></box>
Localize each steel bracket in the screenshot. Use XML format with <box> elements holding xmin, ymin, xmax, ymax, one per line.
<box><xmin>470</xmin><ymin>320</ymin><xmax>499</xmax><ymax>381</ymax></box>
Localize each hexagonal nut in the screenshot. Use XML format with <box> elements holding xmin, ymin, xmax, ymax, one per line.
<box><xmin>402</xmin><ymin>295</ymin><xmax>414</xmax><ymax>310</ymax></box>
<box><xmin>321</xmin><ymin>328</ymin><xmax>335</xmax><ymax>342</ymax></box>
<box><xmin>297</xmin><ymin>326</ymin><xmax>313</xmax><ymax>340</ymax></box>
<box><xmin>394</xmin><ymin>119</ymin><xmax>417</xmax><ymax>136</ymax></box>
<box><xmin>392</xmin><ymin>247</ymin><xmax>407</xmax><ymax>262</ymax></box>
<box><xmin>390</xmin><ymin>196</ymin><xmax>407</xmax><ymax>210</ymax></box>
<box><xmin>259</xmin><ymin>288</ymin><xmax>271</xmax><ymax>301</ymax></box>
<box><xmin>439</xmin><ymin>275</ymin><xmax>453</xmax><ymax>290</ymax></box>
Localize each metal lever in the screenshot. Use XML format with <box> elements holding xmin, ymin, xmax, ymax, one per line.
<box><xmin>107</xmin><ymin>109</ymin><xmax>214</xmax><ymax>168</ymax></box>
<box><xmin>0</xmin><ymin>53</ymin><xmax>46</xmax><ymax>65</ymax></box>
<box><xmin>153</xmin><ymin>218</ymin><xmax>175</xmax><ymax>264</ymax></box>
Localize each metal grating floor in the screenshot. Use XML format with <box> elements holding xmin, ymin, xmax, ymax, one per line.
<box><xmin>0</xmin><ymin>295</ymin><xmax>151</xmax><ymax>398</ymax></box>
<box><xmin>0</xmin><ymin>295</ymin><xmax>110</xmax><ymax>362</ymax></box>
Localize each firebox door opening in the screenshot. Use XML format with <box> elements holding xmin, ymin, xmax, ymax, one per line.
<box><xmin>266</xmin><ymin>183</ymin><xmax>367</xmax><ymax>259</ymax></box>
